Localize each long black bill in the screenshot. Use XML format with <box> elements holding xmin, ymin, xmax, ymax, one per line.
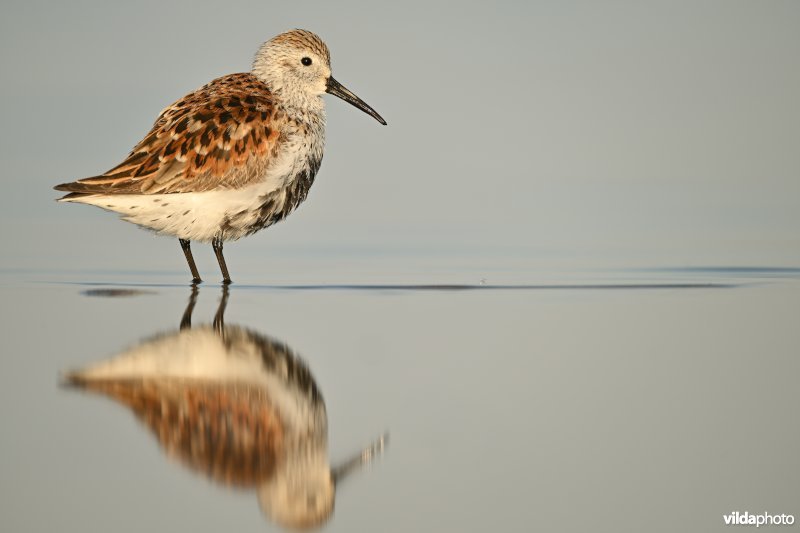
<box><xmin>326</xmin><ymin>76</ymin><xmax>387</xmax><ymax>125</ymax></box>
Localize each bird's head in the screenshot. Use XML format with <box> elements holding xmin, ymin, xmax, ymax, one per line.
<box><xmin>253</xmin><ymin>29</ymin><xmax>386</xmax><ymax>124</ymax></box>
<box><xmin>257</xmin><ymin>460</ymin><xmax>335</xmax><ymax>530</ymax></box>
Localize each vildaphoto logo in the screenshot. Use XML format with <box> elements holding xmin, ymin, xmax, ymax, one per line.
<box><xmin>723</xmin><ymin>511</ymin><xmax>795</xmax><ymax>527</ymax></box>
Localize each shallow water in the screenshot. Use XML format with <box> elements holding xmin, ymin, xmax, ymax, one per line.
<box><xmin>1</xmin><ymin>266</ymin><xmax>798</xmax><ymax>532</ymax></box>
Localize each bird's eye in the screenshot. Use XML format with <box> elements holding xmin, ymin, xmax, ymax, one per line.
<box><xmin>301</xmin><ymin>57</ymin><xmax>312</xmax><ymax>66</ymax></box>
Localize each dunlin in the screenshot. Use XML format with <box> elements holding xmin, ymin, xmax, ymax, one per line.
<box><xmin>55</xmin><ymin>29</ymin><xmax>386</xmax><ymax>284</ymax></box>
<box><xmin>66</xmin><ymin>287</ymin><xmax>387</xmax><ymax>529</ymax></box>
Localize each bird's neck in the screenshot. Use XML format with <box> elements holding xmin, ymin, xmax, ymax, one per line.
<box><xmin>262</xmin><ymin>82</ymin><xmax>323</xmax><ymax>119</ymax></box>
<box><xmin>283</xmin><ymin>98</ymin><xmax>325</xmax><ymax>124</ymax></box>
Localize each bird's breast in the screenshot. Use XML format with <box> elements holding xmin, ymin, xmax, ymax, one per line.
<box><xmin>239</xmin><ymin>119</ymin><xmax>325</xmax><ymax>233</ymax></box>
<box><xmin>215</xmin><ymin>135</ymin><xmax>323</xmax><ymax>240</ymax></box>
<box><xmin>248</xmin><ymin>154</ymin><xmax>322</xmax><ymax>232</ymax></box>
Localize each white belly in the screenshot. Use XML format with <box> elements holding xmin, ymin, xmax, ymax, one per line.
<box><xmin>67</xmin><ymin>177</ymin><xmax>293</xmax><ymax>242</ymax></box>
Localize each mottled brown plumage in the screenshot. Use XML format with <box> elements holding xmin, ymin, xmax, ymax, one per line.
<box><xmin>75</xmin><ymin>379</ymin><xmax>284</xmax><ymax>487</ymax></box>
<box><xmin>57</xmin><ymin>74</ymin><xmax>283</xmax><ymax>196</ymax></box>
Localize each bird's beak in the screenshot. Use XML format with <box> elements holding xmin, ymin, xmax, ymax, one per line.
<box><xmin>326</xmin><ymin>76</ymin><xmax>387</xmax><ymax>125</ymax></box>
<box><xmin>331</xmin><ymin>433</ymin><xmax>389</xmax><ymax>485</ymax></box>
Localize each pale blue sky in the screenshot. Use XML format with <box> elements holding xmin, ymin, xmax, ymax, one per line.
<box><xmin>1</xmin><ymin>0</ymin><xmax>798</xmax><ymax>273</ymax></box>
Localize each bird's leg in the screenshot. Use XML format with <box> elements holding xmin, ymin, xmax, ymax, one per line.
<box><xmin>179</xmin><ymin>239</ymin><xmax>202</xmax><ymax>284</ymax></box>
<box><xmin>180</xmin><ymin>284</ymin><xmax>199</xmax><ymax>330</ymax></box>
<box><xmin>213</xmin><ymin>284</ymin><xmax>230</xmax><ymax>335</ymax></box>
<box><xmin>212</xmin><ymin>236</ymin><xmax>232</xmax><ymax>285</ymax></box>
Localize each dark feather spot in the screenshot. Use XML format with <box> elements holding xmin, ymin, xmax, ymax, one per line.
<box><xmin>175</xmin><ymin>118</ymin><xmax>190</xmax><ymax>134</ymax></box>
<box><xmin>163</xmin><ymin>142</ymin><xmax>177</xmax><ymax>157</ymax></box>
<box><xmin>106</xmin><ymin>169</ymin><xmax>133</xmax><ymax>179</ymax></box>
<box><xmin>309</xmin><ymin>155</ymin><xmax>322</xmax><ymax>175</ymax></box>
<box><xmin>122</xmin><ymin>152</ymin><xmax>147</xmax><ymax>167</ymax></box>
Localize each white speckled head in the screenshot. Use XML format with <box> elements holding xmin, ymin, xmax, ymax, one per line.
<box><xmin>253</xmin><ymin>29</ymin><xmax>386</xmax><ymax>124</ymax></box>
<box><xmin>252</xmin><ymin>29</ymin><xmax>332</xmax><ymax>106</ymax></box>
<box><xmin>257</xmin><ymin>452</ymin><xmax>335</xmax><ymax>530</ymax></box>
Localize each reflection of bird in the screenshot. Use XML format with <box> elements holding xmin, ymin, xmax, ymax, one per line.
<box><xmin>55</xmin><ymin>29</ymin><xmax>386</xmax><ymax>285</ymax></box>
<box><xmin>66</xmin><ymin>288</ymin><xmax>387</xmax><ymax>529</ymax></box>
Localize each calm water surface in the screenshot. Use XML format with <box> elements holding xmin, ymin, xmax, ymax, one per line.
<box><xmin>1</xmin><ymin>265</ymin><xmax>798</xmax><ymax>532</ymax></box>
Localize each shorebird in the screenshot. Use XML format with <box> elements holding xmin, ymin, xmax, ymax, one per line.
<box><xmin>65</xmin><ymin>287</ymin><xmax>388</xmax><ymax>529</ymax></box>
<box><xmin>55</xmin><ymin>29</ymin><xmax>386</xmax><ymax>284</ymax></box>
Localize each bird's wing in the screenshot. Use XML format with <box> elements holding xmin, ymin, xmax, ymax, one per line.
<box><xmin>55</xmin><ymin>73</ymin><xmax>283</xmax><ymax>196</ymax></box>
